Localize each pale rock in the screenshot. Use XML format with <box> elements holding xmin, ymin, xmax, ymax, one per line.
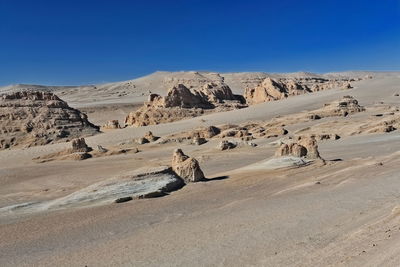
<box><xmin>171</xmin><ymin>149</ymin><xmax>205</xmax><ymax>183</ymax></box>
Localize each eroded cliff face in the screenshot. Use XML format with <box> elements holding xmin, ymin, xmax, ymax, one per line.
<box><xmin>0</xmin><ymin>91</ymin><xmax>99</xmax><ymax>149</ymax></box>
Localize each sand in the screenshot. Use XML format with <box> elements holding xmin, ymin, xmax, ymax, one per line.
<box><xmin>0</xmin><ymin>71</ymin><xmax>400</xmax><ymax>266</ymax></box>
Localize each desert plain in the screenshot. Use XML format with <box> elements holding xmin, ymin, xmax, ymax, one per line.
<box><xmin>0</xmin><ymin>71</ymin><xmax>400</xmax><ymax>266</ymax></box>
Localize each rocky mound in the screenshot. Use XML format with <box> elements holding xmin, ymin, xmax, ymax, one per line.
<box><xmin>0</xmin><ymin>91</ymin><xmax>99</xmax><ymax>149</ymax></box>
<box><xmin>275</xmin><ymin>136</ymin><xmax>321</xmax><ymax>159</ymax></box>
<box><xmin>171</xmin><ymin>149</ymin><xmax>205</xmax><ymax>183</ymax></box>
<box><xmin>102</xmin><ymin>120</ymin><xmax>121</xmax><ymax>129</ymax></box>
<box><xmin>318</xmin><ymin>95</ymin><xmax>365</xmax><ymax>117</ymax></box>
<box><xmin>135</xmin><ymin>131</ymin><xmax>160</xmax><ymax>144</ymax></box>
<box><xmin>125</xmin><ymin>83</ymin><xmax>246</xmax><ymax>126</ymax></box>
<box><xmin>244</xmin><ymin>77</ymin><xmax>354</xmax><ymax>105</ymax></box>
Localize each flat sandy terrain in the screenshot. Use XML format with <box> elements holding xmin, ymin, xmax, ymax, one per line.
<box><xmin>1</xmin><ymin>72</ymin><xmax>400</xmax><ymax>266</ymax></box>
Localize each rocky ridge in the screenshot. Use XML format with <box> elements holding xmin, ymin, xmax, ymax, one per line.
<box><xmin>0</xmin><ymin>91</ymin><xmax>99</xmax><ymax>149</ymax></box>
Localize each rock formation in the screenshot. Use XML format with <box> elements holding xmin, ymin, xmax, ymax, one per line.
<box><xmin>171</xmin><ymin>149</ymin><xmax>205</xmax><ymax>183</ymax></box>
<box><xmin>135</xmin><ymin>131</ymin><xmax>160</xmax><ymax>144</ymax></box>
<box><xmin>192</xmin><ymin>136</ymin><xmax>207</xmax><ymax>145</ymax></box>
<box><xmin>125</xmin><ymin>83</ymin><xmax>246</xmax><ymax>126</ymax></box>
<box><xmin>143</xmin><ymin>131</ymin><xmax>160</xmax><ymax>142</ymax></box>
<box><xmin>244</xmin><ymin>78</ymin><xmax>311</xmax><ymax>105</ymax></box>
<box><xmin>219</xmin><ymin>140</ymin><xmax>237</xmax><ymax>150</ymax></box>
<box><xmin>244</xmin><ymin>77</ymin><xmax>356</xmax><ymax>105</ymax></box>
<box><xmin>320</xmin><ymin>95</ymin><xmax>365</xmax><ymax>117</ymax></box>
<box><xmin>0</xmin><ymin>91</ymin><xmax>99</xmax><ymax>149</ymax></box>
<box><xmin>70</xmin><ymin>137</ymin><xmax>92</xmax><ymax>153</ymax></box>
<box><xmin>102</xmin><ymin>120</ymin><xmax>121</xmax><ymax>129</ymax></box>
<box><xmin>342</xmin><ymin>82</ymin><xmax>353</xmax><ymax>90</ymax></box>
<box><xmin>275</xmin><ymin>136</ymin><xmax>321</xmax><ymax>159</ymax></box>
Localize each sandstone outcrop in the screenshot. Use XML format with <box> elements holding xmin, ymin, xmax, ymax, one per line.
<box><xmin>320</xmin><ymin>95</ymin><xmax>365</xmax><ymax>117</ymax></box>
<box><xmin>219</xmin><ymin>140</ymin><xmax>237</xmax><ymax>150</ymax></box>
<box><xmin>135</xmin><ymin>131</ymin><xmax>160</xmax><ymax>144</ymax></box>
<box><xmin>192</xmin><ymin>137</ymin><xmax>207</xmax><ymax>145</ymax></box>
<box><xmin>244</xmin><ymin>78</ymin><xmax>304</xmax><ymax>104</ymax></box>
<box><xmin>102</xmin><ymin>120</ymin><xmax>121</xmax><ymax>129</ymax></box>
<box><xmin>244</xmin><ymin>77</ymin><xmax>357</xmax><ymax>105</ymax></box>
<box><xmin>275</xmin><ymin>136</ymin><xmax>321</xmax><ymax>159</ymax></box>
<box><xmin>342</xmin><ymin>82</ymin><xmax>353</xmax><ymax>90</ymax></box>
<box><xmin>0</xmin><ymin>91</ymin><xmax>99</xmax><ymax>149</ymax></box>
<box><xmin>125</xmin><ymin>83</ymin><xmax>246</xmax><ymax>126</ymax></box>
<box><xmin>70</xmin><ymin>137</ymin><xmax>92</xmax><ymax>153</ymax></box>
<box><xmin>171</xmin><ymin>149</ymin><xmax>205</xmax><ymax>183</ymax></box>
<box><xmin>143</xmin><ymin>131</ymin><xmax>160</xmax><ymax>142</ymax></box>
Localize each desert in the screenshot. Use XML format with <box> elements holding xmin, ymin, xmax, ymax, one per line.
<box><xmin>1</xmin><ymin>70</ymin><xmax>400</xmax><ymax>266</ymax></box>
<box><xmin>1</xmin><ymin>1</ymin><xmax>400</xmax><ymax>266</ymax></box>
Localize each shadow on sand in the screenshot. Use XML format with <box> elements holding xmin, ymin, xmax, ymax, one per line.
<box><xmin>201</xmin><ymin>175</ymin><xmax>229</xmax><ymax>182</ymax></box>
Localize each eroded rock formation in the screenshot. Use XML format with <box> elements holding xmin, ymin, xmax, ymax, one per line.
<box><xmin>171</xmin><ymin>149</ymin><xmax>205</xmax><ymax>183</ymax></box>
<box><xmin>125</xmin><ymin>83</ymin><xmax>246</xmax><ymax>127</ymax></box>
<box><xmin>102</xmin><ymin>120</ymin><xmax>121</xmax><ymax>129</ymax></box>
<box><xmin>0</xmin><ymin>91</ymin><xmax>99</xmax><ymax>149</ymax></box>
<box><xmin>244</xmin><ymin>78</ymin><xmax>310</xmax><ymax>104</ymax></box>
<box><xmin>70</xmin><ymin>137</ymin><xmax>92</xmax><ymax>153</ymax></box>
<box><xmin>319</xmin><ymin>95</ymin><xmax>365</xmax><ymax>117</ymax></box>
<box><xmin>135</xmin><ymin>131</ymin><xmax>160</xmax><ymax>144</ymax></box>
<box><xmin>244</xmin><ymin>77</ymin><xmax>357</xmax><ymax>105</ymax></box>
<box><xmin>275</xmin><ymin>136</ymin><xmax>321</xmax><ymax>159</ymax></box>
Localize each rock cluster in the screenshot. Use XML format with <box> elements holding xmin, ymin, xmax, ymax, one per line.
<box><xmin>244</xmin><ymin>77</ymin><xmax>356</xmax><ymax>105</ymax></box>
<box><xmin>171</xmin><ymin>149</ymin><xmax>205</xmax><ymax>183</ymax></box>
<box><xmin>244</xmin><ymin>78</ymin><xmax>310</xmax><ymax>104</ymax></box>
<box><xmin>218</xmin><ymin>140</ymin><xmax>237</xmax><ymax>150</ymax></box>
<box><xmin>275</xmin><ymin>136</ymin><xmax>321</xmax><ymax>159</ymax></box>
<box><xmin>161</xmin><ymin>123</ymin><xmax>289</xmax><ymax>145</ymax></box>
<box><xmin>192</xmin><ymin>136</ymin><xmax>207</xmax><ymax>145</ymax></box>
<box><xmin>0</xmin><ymin>91</ymin><xmax>99</xmax><ymax>149</ymax></box>
<box><xmin>125</xmin><ymin>83</ymin><xmax>245</xmax><ymax>126</ymax></box>
<box><xmin>321</xmin><ymin>95</ymin><xmax>365</xmax><ymax>117</ymax></box>
<box><xmin>102</xmin><ymin>120</ymin><xmax>121</xmax><ymax>129</ymax></box>
<box><xmin>135</xmin><ymin>131</ymin><xmax>160</xmax><ymax>144</ymax></box>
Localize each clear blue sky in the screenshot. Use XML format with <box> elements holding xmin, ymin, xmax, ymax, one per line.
<box><xmin>0</xmin><ymin>0</ymin><xmax>399</xmax><ymax>86</ymax></box>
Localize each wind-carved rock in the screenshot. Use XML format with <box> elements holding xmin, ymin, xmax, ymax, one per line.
<box><xmin>322</xmin><ymin>95</ymin><xmax>365</xmax><ymax>117</ymax></box>
<box><xmin>244</xmin><ymin>78</ymin><xmax>311</xmax><ymax>105</ymax></box>
<box><xmin>135</xmin><ymin>131</ymin><xmax>160</xmax><ymax>144</ymax></box>
<box><xmin>275</xmin><ymin>136</ymin><xmax>321</xmax><ymax>159</ymax></box>
<box><xmin>171</xmin><ymin>149</ymin><xmax>205</xmax><ymax>183</ymax></box>
<box><xmin>102</xmin><ymin>120</ymin><xmax>121</xmax><ymax>129</ymax></box>
<box><xmin>244</xmin><ymin>77</ymin><xmax>358</xmax><ymax>105</ymax></box>
<box><xmin>125</xmin><ymin>82</ymin><xmax>245</xmax><ymax>127</ymax></box>
<box><xmin>0</xmin><ymin>91</ymin><xmax>99</xmax><ymax>149</ymax></box>
<box><xmin>70</xmin><ymin>137</ymin><xmax>92</xmax><ymax>153</ymax></box>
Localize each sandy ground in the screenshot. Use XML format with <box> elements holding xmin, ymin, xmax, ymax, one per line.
<box><xmin>1</xmin><ymin>72</ymin><xmax>400</xmax><ymax>266</ymax></box>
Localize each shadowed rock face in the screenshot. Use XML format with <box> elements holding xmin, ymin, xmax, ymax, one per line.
<box><xmin>0</xmin><ymin>91</ymin><xmax>99</xmax><ymax>149</ymax></box>
<box><xmin>171</xmin><ymin>149</ymin><xmax>205</xmax><ymax>183</ymax></box>
<box><xmin>125</xmin><ymin>83</ymin><xmax>246</xmax><ymax>127</ymax></box>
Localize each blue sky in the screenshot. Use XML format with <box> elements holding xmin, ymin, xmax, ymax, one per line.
<box><xmin>0</xmin><ymin>0</ymin><xmax>399</xmax><ymax>86</ymax></box>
